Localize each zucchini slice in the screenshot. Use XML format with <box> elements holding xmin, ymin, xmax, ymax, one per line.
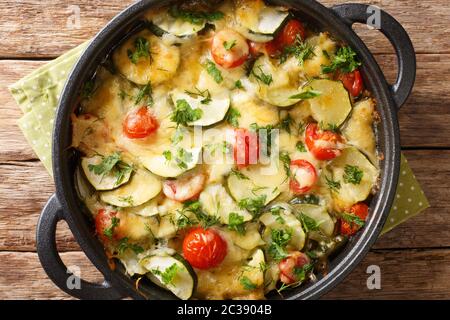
<box><xmin>141</xmin><ymin>253</ymin><xmax>197</xmax><ymax>300</ymax></box>
<box><xmin>308</xmin><ymin>79</ymin><xmax>352</xmax><ymax>127</ymax></box>
<box><xmin>227</xmin><ymin>161</ymin><xmax>288</xmax><ymax>205</ymax></box>
<box><xmin>260</xmin><ymin>204</ymin><xmax>305</xmax><ymax>250</ymax></box>
<box><xmin>123</xmin><ymin>198</ymin><xmax>160</xmax><ymax>217</ymax></box>
<box><xmin>142</xmin><ymin>147</ymin><xmax>201</xmax><ymax>178</ymax></box>
<box><xmin>170</xmin><ymin>90</ymin><xmax>230</xmax><ymax>126</ymax></box>
<box><xmin>240</xmin><ymin>249</ymin><xmax>265</xmax><ymax>289</ymax></box>
<box><xmin>292</xmin><ymin>204</ymin><xmax>335</xmax><ymax>237</ymax></box>
<box><xmin>150</xmin><ymin>11</ymin><xmax>206</xmax><ymax>37</ymax></box>
<box><xmin>81</xmin><ymin>156</ymin><xmax>132</xmax><ymax>191</ymax></box>
<box><xmin>227</xmin><ymin>223</ymin><xmax>265</xmax><ymax>250</ymax></box>
<box><xmin>250</xmin><ymin>55</ymin><xmax>301</xmax><ymax>107</ymax></box>
<box><xmin>236</xmin><ymin>1</ymin><xmax>289</xmax><ymax>35</ymax></box>
<box><xmin>199</xmin><ymin>184</ymin><xmax>252</xmax><ymax>224</ymax></box>
<box><xmin>100</xmin><ymin>168</ymin><xmax>162</xmax><ymax>207</ymax></box>
<box><xmin>343</xmin><ymin>99</ymin><xmax>378</xmax><ymax>165</ymax></box>
<box><xmin>112</xmin><ymin>30</ymin><xmax>180</xmax><ymax>85</ymax></box>
<box><xmin>328</xmin><ymin>147</ymin><xmax>379</xmax><ymax>208</ymax></box>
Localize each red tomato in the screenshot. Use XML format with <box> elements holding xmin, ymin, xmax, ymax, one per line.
<box><xmin>248</xmin><ymin>41</ymin><xmax>264</xmax><ymax>57</ymax></box>
<box><xmin>95</xmin><ymin>209</ymin><xmax>118</xmax><ymax>242</ymax></box>
<box><xmin>340</xmin><ymin>203</ymin><xmax>370</xmax><ymax>236</ymax></box>
<box><xmin>265</xmin><ymin>19</ymin><xmax>306</xmax><ymax>56</ymax></box>
<box><xmin>305</xmin><ymin>123</ymin><xmax>344</xmax><ymax>161</ymax></box>
<box><xmin>279</xmin><ymin>252</ymin><xmax>310</xmax><ymax>284</ymax></box>
<box><xmin>123</xmin><ymin>107</ymin><xmax>158</xmax><ymax>139</ymax></box>
<box><xmin>233</xmin><ymin>128</ymin><xmax>259</xmax><ymax>168</ymax></box>
<box><xmin>162</xmin><ymin>172</ymin><xmax>206</xmax><ymax>202</ymax></box>
<box><xmin>182</xmin><ymin>227</ymin><xmax>227</xmax><ymax>269</ymax></box>
<box><xmin>339</xmin><ymin>69</ymin><xmax>364</xmax><ymax>97</ymax></box>
<box><xmin>211</xmin><ymin>29</ymin><xmax>249</xmax><ymax>69</ymax></box>
<box><xmin>289</xmin><ymin>159</ymin><xmax>318</xmax><ymax>194</ymax></box>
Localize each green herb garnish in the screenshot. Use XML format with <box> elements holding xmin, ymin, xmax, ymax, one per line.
<box><xmin>228</xmin><ymin>212</ymin><xmax>246</xmax><ymax>235</ymax></box>
<box><xmin>152</xmin><ymin>263</ymin><xmax>179</xmax><ymax>285</ymax></box>
<box><xmin>204</xmin><ymin>59</ymin><xmax>223</xmax><ymax>84</ymax></box>
<box><xmin>296</xmin><ymin>141</ymin><xmax>307</xmax><ymax>152</ymax></box>
<box><xmin>325</xmin><ymin>176</ymin><xmax>341</xmax><ymax>193</ymax></box>
<box><xmin>322</xmin><ymin>46</ymin><xmax>361</xmax><ymax>74</ymax></box>
<box><xmin>223</xmin><ymin>40</ymin><xmax>236</xmax><ymax>51</ymax></box>
<box><xmin>127</xmin><ymin>37</ymin><xmax>151</xmax><ymax>64</ymax></box>
<box><xmin>240</xmin><ymin>276</ymin><xmax>257</xmax><ymax>290</ymax></box>
<box><xmin>289</xmin><ymin>89</ymin><xmax>321</xmax><ymax>100</ymax></box>
<box><xmin>238</xmin><ymin>195</ymin><xmax>266</xmax><ymax>217</ymax></box>
<box><xmin>234</xmin><ymin>79</ymin><xmax>244</xmax><ymax>90</ymax></box>
<box><xmin>168</xmin><ymin>6</ymin><xmax>224</xmax><ymax>25</ymax></box>
<box><xmin>280</xmin><ymin>36</ymin><xmax>315</xmax><ymax>65</ymax></box>
<box><xmin>134</xmin><ymin>83</ymin><xmax>153</xmax><ymax>106</ymax></box>
<box><xmin>171</xmin><ymin>99</ymin><xmax>203</xmax><ymax>126</ymax></box>
<box><xmin>103</xmin><ymin>217</ymin><xmax>120</xmax><ymax>239</ymax></box>
<box><xmin>252</xmin><ymin>66</ymin><xmax>273</xmax><ymax>85</ymax></box>
<box><xmin>343</xmin><ymin>165</ymin><xmax>364</xmax><ymax>185</ymax></box>
<box><xmin>88</xmin><ymin>152</ymin><xmax>133</xmax><ymax>186</ymax></box>
<box><xmin>226</xmin><ymin>107</ymin><xmax>241</xmax><ymax>127</ymax></box>
<box><xmin>268</xmin><ymin>228</ymin><xmax>292</xmax><ymax>261</ymax></box>
<box><xmin>117</xmin><ymin>237</ymin><xmax>144</xmax><ymax>255</ymax></box>
<box><xmin>342</xmin><ymin>213</ymin><xmax>365</xmax><ymax>227</ymax></box>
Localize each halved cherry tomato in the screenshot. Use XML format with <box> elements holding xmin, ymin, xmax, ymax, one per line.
<box><xmin>211</xmin><ymin>29</ymin><xmax>249</xmax><ymax>69</ymax></box>
<box><xmin>233</xmin><ymin>128</ymin><xmax>259</xmax><ymax>168</ymax></box>
<box><xmin>95</xmin><ymin>209</ymin><xmax>119</xmax><ymax>242</ymax></box>
<box><xmin>339</xmin><ymin>69</ymin><xmax>364</xmax><ymax>97</ymax></box>
<box><xmin>163</xmin><ymin>172</ymin><xmax>206</xmax><ymax>202</ymax></box>
<box><xmin>289</xmin><ymin>159</ymin><xmax>318</xmax><ymax>194</ymax></box>
<box><xmin>340</xmin><ymin>203</ymin><xmax>369</xmax><ymax>236</ymax></box>
<box><xmin>305</xmin><ymin>123</ymin><xmax>345</xmax><ymax>161</ymax></box>
<box><xmin>279</xmin><ymin>251</ymin><xmax>310</xmax><ymax>284</ymax></box>
<box><xmin>182</xmin><ymin>227</ymin><xmax>227</xmax><ymax>269</ymax></box>
<box><xmin>265</xmin><ymin>19</ymin><xmax>306</xmax><ymax>56</ymax></box>
<box><xmin>123</xmin><ymin>107</ymin><xmax>158</xmax><ymax>139</ymax></box>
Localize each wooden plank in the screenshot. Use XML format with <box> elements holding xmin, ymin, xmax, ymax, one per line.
<box><xmin>0</xmin><ymin>53</ymin><xmax>449</xmax><ymax>163</ymax></box>
<box><xmin>0</xmin><ymin>248</ymin><xmax>449</xmax><ymax>299</ymax></box>
<box><xmin>0</xmin><ymin>0</ymin><xmax>449</xmax><ymax>58</ymax></box>
<box><xmin>0</xmin><ymin>150</ymin><xmax>446</xmax><ymax>252</ymax></box>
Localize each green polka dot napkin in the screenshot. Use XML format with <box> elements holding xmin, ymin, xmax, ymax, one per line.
<box><xmin>8</xmin><ymin>43</ymin><xmax>429</xmax><ymax>235</ymax></box>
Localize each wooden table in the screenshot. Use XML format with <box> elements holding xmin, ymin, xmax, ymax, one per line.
<box><xmin>0</xmin><ymin>0</ymin><xmax>449</xmax><ymax>300</ymax></box>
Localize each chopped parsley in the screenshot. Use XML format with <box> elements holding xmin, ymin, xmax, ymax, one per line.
<box><xmin>184</xmin><ymin>87</ymin><xmax>212</xmax><ymax>105</ymax></box>
<box><xmin>289</xmin><ymin>89</ymin><xmax>321</xmax><ymax>100</ymax></box>
<box><xmin>119</xmin><ymin>196</ymin><xmax>134</xmax><ymax>206</ymax></box>
<box><xmin>168</xmin><ymin>5</ymin><xmax>224</xmax><ymax>25</ymax></box>
<box><xmin>88</xmin><ymin>152</ymin><xmax>133</xmax><ymax>186</ymax></box>
<box><xmin>252</xmin><ymin>66</ymin><xmax>273</xmax><ymax>85</ymax></box>
<box><xmin>171</xmin><ymin>99</ymin><xmax>203</xmax><ymax>126</ymax></box>
<box><xmin>230</xmin><ymin>168</ymin><xmax>249</xmax><ymax>180</ymax></box>
<box><xmin>325</xmin><ymin>176</ymin><xmax>341</xmax><ymax>193</ymax></box>
<box><xmin>291</xmin><ymin>194</ymin><xmax>320</xmax><ymax>205</ymax></box>
<box><xmin>162</xmin><ymin>148</ymin><xmax>193</xmax><ymax>169</ymax></box>
<box><xmin>298</xmin><ymin>213</ymin><xmax>321</xmax><ymax>233</ymax></box>
<box><xmin>293</xmin><ymin>263</ymin><xmax>314</xmax><ymax>282</ymax></box>
<box><xmin>240</xmin><ymin>276</ymin><xmax>257</xmax><ymax>290</ymax></box>
<box><xmin>117</xmin><ymin>237</ymin><xmax>144</xmax><ymax>255</ymax></box>
<box><xmin>296</xmin><ymin>141</ymin><xmax>307</xmax><ymax>152</ymax></box>
<box><xmin>103</xmin><ymin>216</ymin><xmax>120</xmax><ymax>239</ymax></box>
<box><xmin>319</xmin><ymin>121</ymin><xmax>340</xmax><ymax>133</ymax></box>
<box><xmin>228</xmin><ymin>212</ymin><xmax>246</xmax><ymax>235</ymax></box>
<box><xmin>343</xmin><ymin>165</ymin><xmax>364</xmax><ymax>185</ymax></box>
<box><xmin>225</xmin><ymin>107</ymin><xmax>241</xmax><ymax>127</ymax></box>
<box><xmin>134</xmin><ymin>83</ymin><xmax>153</xmax><ymax>106</ymax></box>
<box><xmin>234</xmin><ymin>79</ymin><xmax>244</xmax><ymax>90</ymax></box>
<box><xmin>81</xmin><ymin>79</ymin><xmax>95</xmax><ymax>99</ymax></box>
<box><xmin>127</xmin><ymin>37</ymin><xmax>151</xmax><ymax>64</ymax></box>
<box><xmin>268</xmin><ymin>228</ymin><xmax>292</xmax><ymax>261</ymax></box>
<box><xmin>223</xmin><ymin>40</ymin><xmax>236</xmax><ymax>51</ymax></box>
<box><xmin>152</xmin><ymin>263</ymin><xmax>179</xmax><ymax>286</ymax></box>
<box><xmin>175</xmin><ymin>212</ymin><xmax>197</xmax><ymax>230</ymax></box>
<box><xmin>279</xmin><ymin>36</ymin><xmax>315</xmax><ymax>65</ymax></box>
<box><xmin>322</xmin><ymin>46</ymin><xmax>361</xmax><ymax>74</ymax></box>
<box><xmin>342</xmin><ymin>213</ymin><xmax>365</xmax><ymax>227</ymax></box>
<box><xmin>279</xmin><ymin>114</ymin><xmax>293</xmax><ymax>134</ymax></box>
<box><xmin>238</xmin><ymin>195</ymin><xmax>266</xmax><ymax>217</ymax></box>
<box><xmin>204</xmin><ymin>59</ymin><xmax>223</xmax><ymax>84</ymax></box>
<box><xmin>183</xmin><ymin>200</ymin><xmax>220</xmax><ymax>228</ymax></box>
<box><xmin>270</xmin><ymin>206</ymin><xmax>286</xmax><ymax>224</ymax></box>
<box><xmin>279</xmin><ymin>151</ymin><xmax>292</xmax><ymax>178</ymax></box>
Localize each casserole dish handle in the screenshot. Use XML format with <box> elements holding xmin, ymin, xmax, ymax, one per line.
<box><xmin>36</xmin><ymin>195</ymin><xmax>124</xmax><ymax>300</ymax></box>
<box><xmin>331</xmin><ymin>3</ymin><xmax>416</xmax><ymax>108</ymax></box>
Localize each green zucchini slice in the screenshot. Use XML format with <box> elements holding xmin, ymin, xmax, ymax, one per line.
<box><xmin>81</xmin><ymin>155</ymin><xmax>132</xmax><ymax>191</ymax></box>
<box><xmin>292</xmin><ymin>204</ymin><xmax>335</xmax><ymax>237</ymax></box>
<box><xmin>170</xmin><ymin>90</ymin><xmax>230</xmax><ymax>126</ymax></box>
<box><xmin>328</xmin><ymin>147</ymin><xmax>379</xmax><ymax>208</ymax></box>
<box><xmin>236</xmin><ymin>2</ymin><xmax>289</xmax><ymax>35</ymax></box>
<box><xmin>150</xmin><ymin>11</ymin><xmax>206</xmax><ymax>37</ymax></box>
<box><xmin>308</xmin><ymin>79</ymin><xmax>352</xmax><ymax>127</ymax></box>
<box><xmin>142</xmin><ymin>147</ymin><xmax>201</xmax><ymax>178</ymax></box>
<box><xmin>141</xmin><ymin>253</ymin><xmax>197</xmax><ymax>300</ymax></box>
<box><xmin>100</xmin><ymin>168</ymin><xmax>162</xmax><ymax>207</ymax></box>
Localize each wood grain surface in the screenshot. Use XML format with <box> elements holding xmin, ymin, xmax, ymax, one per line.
<box><xmin>0</xmin><ymin>0</ymin><xmax>448</xmax><ymax>299</ymax></box>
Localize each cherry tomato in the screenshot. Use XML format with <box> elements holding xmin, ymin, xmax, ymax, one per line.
<box><xmin>95</xmin><ymin>209</ymin><xmax>119</xmax><ymax>242</ymax></box>
<box><xmin>340</xmin><ymin>203</ymin><xmax>370</xmax><ymax>236</ymax></box>
<box><xmin>339</xmin><ymin>69</ymin><xmax>364</xmax><ymax>97</ymax></box>
<box><xmin>248</xmin><ymin>41</ymin><xmax>264</xmax><ymax>57</ymax></box>
<box><xmin>305</xmin><ymin>123</ymin><xmax>344</xmax><ymax>161</ymax></box>
<box><xmin>289</xmin><ymin>159</ymin><xmax>318</xmax><ymax>194</ymax></box>
<box><xmin>182</xmin><ymin>227</ymin><xmax>227</xmax><ymax>269</ymax></box>
<box><xmin>123</xmin><ymin>107</ymin><xmax>158</xmax><ymax>139</ymax></box>
<box><xmin>279</xmin><ymin>252</ymin><xmax>310</xmax><ymax>284</ymax></box>
<box><xmin>211</xmin><ymin>29</ymin><xmax>249</xmax><ymax>69</ymax></box>
<box><xmin>233</xmin><ymin>128</ymin><xmax>259</xmax><ymax>168</ymax></box>
<box><xmin>163</xmin><ymin>172</ymin><xmax>206</xmax><ymax>202</ymax></box>
<box><xmin>265</xmin><ymin>19</ymin><xmax>306</xmax><ymax>56</ymax></box>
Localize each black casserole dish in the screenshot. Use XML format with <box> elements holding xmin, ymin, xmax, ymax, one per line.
<box><xmin>36</xmin><ymin>0</ymin><xmax>415</xmax><ymax>299</ymax></box>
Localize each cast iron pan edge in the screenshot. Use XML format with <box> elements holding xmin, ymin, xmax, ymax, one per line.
<box><xmin>36</xmin><ymin>0</ymin><xmax>415</xmax><ymax>300</ymax></box>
